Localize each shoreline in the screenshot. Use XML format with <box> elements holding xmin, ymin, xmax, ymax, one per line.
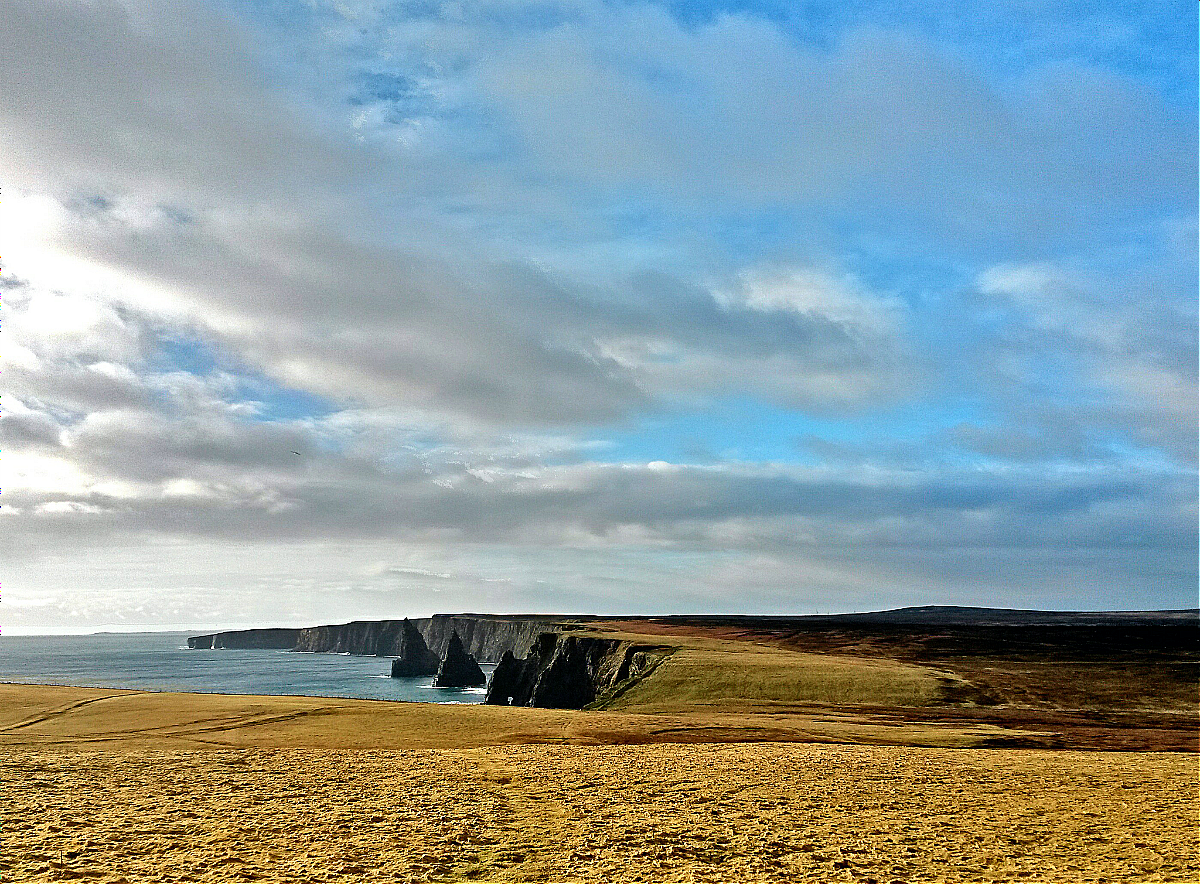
<box><xmin>0</xmin><ymin>679</ymin><xmax>489</xmax><ymax>703</ymax></box>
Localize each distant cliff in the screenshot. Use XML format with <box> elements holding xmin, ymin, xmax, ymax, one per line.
<box><xmin>187</xmin><ymin>614</ymin><xmax>568</xmax><ymax>663</ymax></box>
<box><xmin>189</xmin><ymin>628</ymin><xmax>300</xmax><ymax>650</ymax></box>
<box><xmin>293</xmin><ymin>621</ymin><xmax>407</xmax><ymax>655</ymax></box>
<box><xmin>485</xmin><ymin>633</ymin><xmax>667</xmax><ymax>709</ymax></box>
<box><xmin>419</xmin><ymin>615</ymin><xmax>561</xmax><ymax>662</ymax></box>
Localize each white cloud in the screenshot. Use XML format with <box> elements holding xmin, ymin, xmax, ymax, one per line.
<box><xmin>970</xmin><ymin>259</ymin><xmax>1198</xmax><ymax>462</ymax></box>
<box><xmin>723</xmin><ymin>268</ymin><xmax>897</xmax><ymax>331</ymax></box>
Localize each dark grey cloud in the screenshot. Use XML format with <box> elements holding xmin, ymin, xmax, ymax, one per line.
<box><xmin>2</xmin><ymin>411</ymin><xmax>64</xmax><ymax>447</ymax></box>
<box><xmin>8</xmin><ymin>424</ymin><xmax>1193</xmax><ymax>628</ymax></box>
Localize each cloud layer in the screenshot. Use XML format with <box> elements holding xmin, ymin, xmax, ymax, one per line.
<box><xmin>3</xmin><ymin>0</ymin><xmax>1195</xmax><ymax>630</ymax></box>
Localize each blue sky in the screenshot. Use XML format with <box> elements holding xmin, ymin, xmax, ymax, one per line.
<box><xmin>2</xmin><ymin>0</ymin><xmax>1195</xmax><ymax>631</ymax></box>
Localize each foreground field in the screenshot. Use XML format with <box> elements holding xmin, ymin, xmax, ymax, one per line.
<box><xmin>6</xmin><ymin>743</ymin><xmax>1195</xmax><ymax>883</ymax></box>
<box><xmin>3</xmin><ymin>685</ymin><xmax>1197</xmax><ymax>883</ymax></box>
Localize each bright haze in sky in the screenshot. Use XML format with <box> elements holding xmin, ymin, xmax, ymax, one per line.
<box><xmin>2</xmin><ymin>0</ymin><xmax>1196</xmax><ymax>633</ymax></box>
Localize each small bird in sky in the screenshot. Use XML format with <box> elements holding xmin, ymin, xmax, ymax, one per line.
<box><xmin>291</xmin><ymin>450</ymin><xmax>301</xmax><ymax>456</ymax></box>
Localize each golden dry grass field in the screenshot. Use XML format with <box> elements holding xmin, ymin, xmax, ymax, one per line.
<box><xmin>2</xmin><ymin>683</ymin><xmax>1197</xmax><ymax>884</ymax></box>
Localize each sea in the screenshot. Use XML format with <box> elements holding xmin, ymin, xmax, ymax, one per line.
<box><xmin>0</xmin><ymin>632</ymin><xmax>494</xmax><ymax>703</ymax></box>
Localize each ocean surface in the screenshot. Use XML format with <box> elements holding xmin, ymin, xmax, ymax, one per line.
<box><xmin>0</xmin><ymin>632</ymin><xmax>494</xmax><ymax>703</ymax></box>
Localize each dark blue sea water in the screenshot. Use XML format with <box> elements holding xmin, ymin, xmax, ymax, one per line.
<box><xmin>0</xmin><ymin>632</ymin><xmax>493</xmax><ymax>703</ymax></box>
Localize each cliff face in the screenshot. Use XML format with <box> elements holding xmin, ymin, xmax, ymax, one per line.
<box><xmin>292</xmin><ymin>621</ymin><xmax>413</xmax><ymax>655</ymax></box>
<box><xmin>419</xmin><ymin>615</ymin><xmax>561</xmax><ymax>663</ymax></box>
<box><xmin>187</xmin><ymin>615</ymin><xmax>564</xmax><ymax>662</ymax></box>
<box><xmin>187</xmin><ymin>628</ymin><xmax>300</xmax><ymax>650</ymax></box>
<box><xmin>485</xmin><ymin>633</ymin><xmax>666</xmax><ymax>709</ymax></box>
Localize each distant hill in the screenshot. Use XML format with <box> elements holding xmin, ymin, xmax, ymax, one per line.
<box><xmin>619</xmin><ymin>606</ymin><xmax>1198</xmax><ymax>629</ymax></box>
<box><xmin>776</xmin><ymin>605</ymin><xmax>1199</xmax><ymax>626</ymax></box>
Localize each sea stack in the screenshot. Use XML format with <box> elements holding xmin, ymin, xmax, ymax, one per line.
<box><xmin>388</xmin><ymin>618</ymin><xmax>442</xmax><ymax>678</ymax></box>
<box><xmin>432</xmin><ymin>630</ymin><xmax>487</xmax><ymax>687</ymax></box>
<box><xmin>484</xmin><ymin>650</ymin><xmax>530</xmax><ymax>705</ymax></box>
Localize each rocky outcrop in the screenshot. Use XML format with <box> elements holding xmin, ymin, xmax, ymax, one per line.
<box><xmin>485</xmin><ymin>633</ymin><xmax>665</xmax><ymax>709</ymax></box>
<box><xmin>388</xmin><ymin>619</ymin><xmax>442</xmax><ymax>678</ymax></box>
<box><xmin>433</xmin><ymin>631</ymin><xmax>487</xmax><ymax>687</ymax></box>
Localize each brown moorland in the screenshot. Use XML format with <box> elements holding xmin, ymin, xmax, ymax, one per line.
<box><xmin>586</xmin><ymin>612</ymin><xmax>1199</xmax><ymax>751</ymax></box>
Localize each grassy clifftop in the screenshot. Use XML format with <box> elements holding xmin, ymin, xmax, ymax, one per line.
<box><xmin>597</xmin><ymin>639</ymin><xmax>945</xmax><ymax>713</ymax></box>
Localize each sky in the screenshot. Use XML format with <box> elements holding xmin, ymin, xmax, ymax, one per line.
<box><xmin>2</xmin><ymin>0</ymin><xmax>1196</xmax><ymax>633</ymax></box>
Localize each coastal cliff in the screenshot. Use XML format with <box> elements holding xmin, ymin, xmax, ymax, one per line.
<box><xmin>185</xmin><ymin>617</ymin><xmax>665</xmax><ymax>709</ymax></box>
<box><xmin>485</xmin><ymin>633</ymin><xmax>667</xmax><ymax>709</ymax></box>
<box><xmin>189</xmin><ymin>628</ymin><xmax>300</xmax><ymax>650</ymax></box>
<box><xmin>419</xmin><ymin>615</ymin><xmax>559</xmax><ymax>662</ymax></box>
<box><xmin>187</xmin><ymin>614</ymin><xmax>566</xmax><ymax>663</ymax></box>
<box><xmin>294</xmin><ymin>621</ymin><xmax>403</xmax><ymax>655</ymax></box>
